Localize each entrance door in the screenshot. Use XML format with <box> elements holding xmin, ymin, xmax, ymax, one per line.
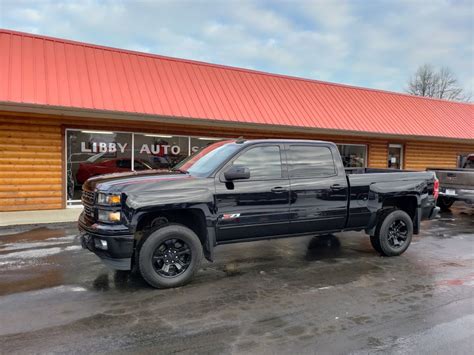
<box><xmin>388</xmin><ymin>144</ymin><xmax>403</xmax><ymax>169</ymax></box>
<box><xmin>215</xmin><ymin>144</ymin><xmax>290</xmax><ymax>242</ymax></box>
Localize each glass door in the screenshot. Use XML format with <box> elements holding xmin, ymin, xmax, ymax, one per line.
<box><xmin>388</xmin><ymin>144</ymin><xmax>403</xmax><ymax>169</ymax></box>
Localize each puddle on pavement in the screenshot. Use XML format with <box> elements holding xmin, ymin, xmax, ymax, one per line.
<box><xmin>305</xmin><ymin>235</ymin><xmax>342</xmax><ymax>261</ymax></box>
<box><xmin>223</xmin><ymin>263</ymin><xmax>243</xmax><ymax>276</ymax></box>
<box><xmin>0</xmin><ymin>225</ymin><xmax>86</xmax><ymax>295</ymax></box>
<box><xmin>0</xmin><ymin>225</ymin><xmax>79</xmax><ymax>271</ymax></box>
<box><xmin>92</xmin><ymin>272</ymin><xmax>149</xmax><ymax>291</ymax></box>
<box><xmin>0</xmin><ymin>206</ymin><xmax>470</xmax><ymax>299</ymax></box>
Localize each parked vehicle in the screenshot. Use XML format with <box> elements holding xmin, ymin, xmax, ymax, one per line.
<box><xmin>79</xmin><ymin>139</ymin><xmax>440</xmax><ymax>289</ymax></box>
<box><xmin>76</xmin><ymin>158</ymin><xmax>153</xmax><ymax>184</ymax></box>
<box><xmin>428</xmin><ymin>154</ymin><xmax>474</xmax><ymax>210</ymax></box>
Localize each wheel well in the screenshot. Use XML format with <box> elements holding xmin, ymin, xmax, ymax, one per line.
<box><xmin>382</xmin><ymin>196</ymin><xmax>417</xmax><ymax>220</ymax></box>
<box><xmin>135</xmin><ymin>209</ymin><xmax>208</xmax><ymax>246</ymax></box>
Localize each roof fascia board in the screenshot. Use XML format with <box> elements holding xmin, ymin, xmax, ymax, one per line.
<box><xmin>0</xmin><ymin>102</ymin><xmax>472</xmax><ymax>144</ymax></box>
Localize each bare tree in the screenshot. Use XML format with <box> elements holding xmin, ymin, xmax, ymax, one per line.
<box><xmin>406</xmin><ymin>64</ymin><xmax>470</xmax><ymax>102</ymax></box>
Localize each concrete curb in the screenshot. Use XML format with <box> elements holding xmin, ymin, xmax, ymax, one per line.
<box><xmin>0</xmin><ymin>208</ymin><xmax>83</xmax><ymax>227</ymax></box>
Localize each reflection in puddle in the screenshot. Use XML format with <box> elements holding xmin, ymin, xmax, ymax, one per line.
<box><xmin>92</xmin><ymin>271</ymin><xmax>148</xmax><ymax>291</ymax></box>
<box><xmin>93</xmin><ymin>274</ymin><xmax>110</xmax><ymax>291</ymax></box>
<box><xmin>305</xmin><ymin>235</ymin><xmax>342</xmax><ymax>261</ymax></box>
<box><xmin>223</xmin><ymin>262</ymin><xmax>243</xmax><ymax>277</ymax></box>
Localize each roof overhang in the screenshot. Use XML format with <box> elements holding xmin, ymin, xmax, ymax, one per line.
<box><xmin>1</xmin><ymin>101</ymin><xmax>473</xmax><ymax>144</ymax></box>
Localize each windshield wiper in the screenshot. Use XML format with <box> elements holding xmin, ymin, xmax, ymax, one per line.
<box><xmin>171</xmin><ymin>168</ymin><xmax>188</xmax><ymax>174</ymax></box>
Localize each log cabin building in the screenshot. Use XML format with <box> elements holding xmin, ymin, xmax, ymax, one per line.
<box><xmin>0</xmin><ymin>29</ymin><xmax>473</xmax><ymax>212</ymax></box>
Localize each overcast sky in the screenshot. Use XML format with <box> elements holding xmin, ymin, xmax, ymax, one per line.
<box><xmin>1</xmin><ymin>0</ymin><xmax>473</xmax><ymax>94</ymax></box>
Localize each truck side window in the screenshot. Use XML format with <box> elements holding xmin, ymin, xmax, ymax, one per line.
<box><xmin>289</xmin><ymin>145</ymin><xmax>336</xmax><ymax>178</ymax></box>
<box><xmin>233</xmin><ymin>145</ymin><xmax>282</xmax><ymax>179</ymax></box>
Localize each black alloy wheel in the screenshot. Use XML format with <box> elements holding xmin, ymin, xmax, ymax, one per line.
<box><xmin>372</xmin><ymin>209</ymin><xmax>413</xmax><ymax>256</ymax></box>
<box><xmin>138</xmin><ymin>224</ymin><xmax>203</xmax><ymax>289</ymax></box>
<box><xmin>152</xmin><ymin>238</ymin><xmax>192</xmax><ymax>277</ymax></box>
<box><xmin>387</xmin><ymin>219</ymin><xmax>409</xmax><ymax>249</ymax></box>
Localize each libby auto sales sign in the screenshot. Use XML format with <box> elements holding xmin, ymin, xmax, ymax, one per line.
<box><xmin>80</xmin><ymin>142</ymin><xmax>186</xmax><ymax>155</ymax></box>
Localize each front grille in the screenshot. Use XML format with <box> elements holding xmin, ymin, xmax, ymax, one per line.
<box><xmin>81</xmin><ymin>189</ymin><xmax>96</xmax><ymax>223</ymax></box>
<box><xmin>82</xmin><ymin>190</ymin><xmax>95</xmax><ymax>205</ymax></box>
<box><xmin>84</xmin><ymin>204</ymin><xmax>95</xmax><ymax>219</ymax></box>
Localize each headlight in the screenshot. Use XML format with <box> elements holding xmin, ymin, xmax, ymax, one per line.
<box><xmin>97</xmin><ymin>193</ymin><xmax>121</xmax><ymax>205</ymax></box>
<box><xmin>98</xmin><ymin>210</ymin><xmax>121</xmax><ymax>223</ymax></box>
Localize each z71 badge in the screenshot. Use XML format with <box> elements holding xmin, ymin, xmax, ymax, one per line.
<box><xmin>222</xmin><ymin>213</ymin><xmax>241</xmax><ymax>220</ymax></box>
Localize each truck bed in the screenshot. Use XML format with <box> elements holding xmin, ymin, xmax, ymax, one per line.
<box><xmin>345</xmin><ymin>169</ymin><xmax>437</xmax><ymax>229</ymax></box>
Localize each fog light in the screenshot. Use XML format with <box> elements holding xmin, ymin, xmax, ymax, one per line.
<box><xmin>108</xmin><ymin>211</ymin><xmax>121</xmax><ymax>222</ymax></box>
<box><xmin>98</xmin><ymin>210</ymin><xmax>121</xmax><ymax>223</ymax></box>
<box><xmin>94</xmin><ymin>239</ymin><xmax>108</xmax><ymax>250</ymax></box>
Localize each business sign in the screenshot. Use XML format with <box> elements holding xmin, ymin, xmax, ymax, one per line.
<box><xmin>80</xmin><ymin>142</ymin><xmax>184</xmax><ymax>156</ymax></box>
<box><xmin>81</xmin><ymin>142</ymin><xmax>128</xmax><ymax>153</ymax></box>
<box><xmin>139</xmin><ymin>144</ymin><xmax>181</xmax><ymax>155</ymax></box>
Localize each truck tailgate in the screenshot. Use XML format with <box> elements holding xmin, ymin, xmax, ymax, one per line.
<box><xmin>432</xmin><ymin>169</ymin><xmax>474</xmax><ymax>189</ymax></box>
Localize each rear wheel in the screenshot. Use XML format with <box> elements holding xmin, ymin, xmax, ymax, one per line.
<box><xmin>372</xmin><ymin>209</ymin><xmax>413</xmax><ymax>256</ymax></box>
<box><xmin>369</xmin><ymin>234</ymin><xmax>383</xmax><ymax>254</ymax></box>
<box><xmin>138</xmin><ymin>224</ymin><xmax>203</xmax><ymax>289</ymax></box>
<box><xmin>437</xmin><ymin>197</ymin><xmax>455</xmax><ymax>211</ymax></box>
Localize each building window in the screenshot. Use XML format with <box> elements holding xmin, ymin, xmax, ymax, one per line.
<box><xmin>388</xmin><ymin>144</ymin><xmax>403</xmax><ymax>169</ymax></box>
<box><xmin>134</xmin><ymin>134</ymin><xmax>189</xmax><ymax>170</ymax></box>
<box><xmin>66</xmin><ymin>129</ymin><xmax>223</xmax><ymax>205</ymax></box>
<box><xmin>190</xmin><ymin>137</ymin><xmax>223</xmax><ymax>154</ymax></box>
<box><xmin>66</xmin><ymin>130</ymin><xmax>133</xmax><ymax>203</ymax></box>
<box><xmin>457</xmin><ymin>153</ymin><xmax>473</xmax><ymax>169</ymax></box>
<box><xmin>336</xmin><ymin>144</ymin><xmax>367</xmax><ymax>168</ymax></box>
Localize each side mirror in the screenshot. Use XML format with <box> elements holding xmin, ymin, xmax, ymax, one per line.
<box><xmin>224</xmin><ymin>165</ymin><xmax>250</xmax><ymax>181</ymax></box>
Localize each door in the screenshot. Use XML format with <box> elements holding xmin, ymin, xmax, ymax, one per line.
<box><xmin>388</xmin><ymin>144</ymin><xmax>403</xmax><ymax>169</ymax></box>
<box><xmin>287</xmin><ymin>144</ymin><xmax>348</xmax><ymax>234</ymax></box>
<box><xmin>215</xmin><ymin>144</ymin><xmax>290</xmax><ymax>242</ymax></box>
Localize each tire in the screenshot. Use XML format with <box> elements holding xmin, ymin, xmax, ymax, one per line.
<box><xmin>138</xmin><ymin>224</ymin><xmax>203</xmax><ymax>289</ymax></box>
<box><xmin>369</xmin><ymin>233</ymin><xmax>383</xmax><ymax>254</ymax></box>
<box><xmin>373</xmin><ymin>209</ymin><xmax>413</xmax><ymax>257</ymax></box>
<box><xmin>437</xmin><ymin>197</ymin><xmax>455</xmax><ymax>211</ymax></box>
<box><xmin>370</xmin><ymin>209</ymin><xmax>394</xmax><ymax>254</ymax></box>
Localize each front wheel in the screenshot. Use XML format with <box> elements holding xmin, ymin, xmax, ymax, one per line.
<box><xmin>372</xmin><ymin>209</ymin><xmax>413</xmax><ymax>256</ymax></box>
<box><xmin>138</xmin><ymin>224</ymin><xmax>203</xmax><ymax>289</ymax></box>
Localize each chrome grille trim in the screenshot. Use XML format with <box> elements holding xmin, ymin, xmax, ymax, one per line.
<box><xmin>81</xmin><ymin>190</ymin><xmax>95</xmax><ymax>206</ymax></box>
<box><xmin>81</xmin><ymin>189</ymin><xmax>96</xmax><ymax>223</ymax></box>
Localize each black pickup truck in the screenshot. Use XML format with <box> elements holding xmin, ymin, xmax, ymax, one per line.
<box><xmin>79</xmin><ymin>139</ymin><xmax>440</xmax><ymax>289</ymax></box>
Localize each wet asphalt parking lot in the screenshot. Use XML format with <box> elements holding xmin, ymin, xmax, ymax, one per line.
<box><xmin>0</xmin><ymin>204</ymin><xmax>473</xmax><ymax>354</ymax></box>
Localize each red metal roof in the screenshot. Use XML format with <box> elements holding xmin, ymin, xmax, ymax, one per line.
<box><xmin>0</xmin><ymin>29</ymin><xmax>472</xmax><ymax>140</ymax></box>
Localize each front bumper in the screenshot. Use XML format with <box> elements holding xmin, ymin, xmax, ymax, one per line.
<box><xmin>79</xmin><ymin>215</ymin><xmax>134</xmax><ymax>271</ymax></box>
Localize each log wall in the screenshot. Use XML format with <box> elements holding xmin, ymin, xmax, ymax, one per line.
<box><xmin>0</xmin><ymin>116</ymin><xmax>63</xmax><ymax>211</ymax></box>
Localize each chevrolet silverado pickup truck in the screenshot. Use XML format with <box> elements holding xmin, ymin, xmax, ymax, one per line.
<box><xmin>79</xmin><ymin>139</ymin><xmax>440</xmax><ymax>289</ymax></box>
<box><xmin>428</xmin><ymin>154</ymin><xmax>474</xmax><ymax>210</ymax></box>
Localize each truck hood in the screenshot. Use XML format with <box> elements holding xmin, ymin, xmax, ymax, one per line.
<box><xmin>83</xmin><ymin>170</ymin><xmax>215</xmax><ymax>210</ymax></box>
<box><xmin>83</xmin><ymin>170</ymin><xmax>195</xmax><ymax>193</ymax></box>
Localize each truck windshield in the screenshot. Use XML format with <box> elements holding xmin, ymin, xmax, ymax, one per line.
<box><xmin>173</xmin><ymin>141</ymin><xmax>240</xmax><ymax>176</ymax></box>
